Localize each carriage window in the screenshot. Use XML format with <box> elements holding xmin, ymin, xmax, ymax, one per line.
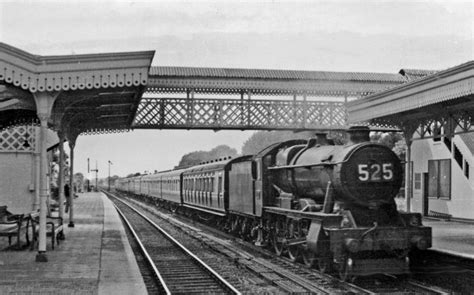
<box><xmin>428</xmin><ymin>159</ymin><xmax>451</xmax><ymax>200</ymax></box>
<box><xmin>218</xmin><ymin>176</ymin><xmax>222</xmax><ymax>193</ymax></box>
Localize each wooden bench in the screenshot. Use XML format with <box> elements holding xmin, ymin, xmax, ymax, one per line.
<box><xmin>0</xmin><ymin>205</ymin><xmax>29</xmax><ymax>248</ymax></box>
<box><xmin>29</xmin><ymin>211</ymin><xmax>64</xmax><ymax>250</ymax></box>
<box><xmin>429</xmin><ymin>210</ymin><xmax>452</xmax><ymax>221</ymax></box>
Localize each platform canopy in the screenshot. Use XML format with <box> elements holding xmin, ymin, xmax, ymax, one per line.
<box><xmin>347</xmin><ymin>61</ymin><xmax>474</xmax><ymax>139</ymax></box>
<box><xmin>0</xmin><ymin>42</ymin><xmax>155</xmax><ymax>142</ymax></box>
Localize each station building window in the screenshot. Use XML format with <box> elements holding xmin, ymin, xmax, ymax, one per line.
<box><xmin>465</xmin><ymin>161</ymin><xmax>470</xmax><ymax>179</ymax></box>
<box><xmin>414</xmin><ymin>173</ymin><xmax>421</xmax><ymax>190</ymax></box>
<box><xmin>428</xmin><ymin>159</ymin><xmax>451</xmax><ymax>200</ymax></box>
<box><xmin>453</xmin><ymin>145</ymin><xmax>463</xmax><ymax>168</ymax></box>
<box><xmin>443</xmin><ymin>136</ymin><xmax>452</xmax><ymax>151</ymax></box>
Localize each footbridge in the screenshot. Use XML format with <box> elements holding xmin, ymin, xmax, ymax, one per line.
<box><xmin>134</xmin><ymin>67</ymin><xmax>406</xmax><ymax>131</ymax></box>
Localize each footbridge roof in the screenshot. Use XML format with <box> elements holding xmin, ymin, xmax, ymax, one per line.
<box><xmin>147</xmin><ymin>66</ymin><xmax>405</xmax><ymax>96</ymax></box>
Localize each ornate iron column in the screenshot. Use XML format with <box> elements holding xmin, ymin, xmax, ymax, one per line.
<box><xmin>33</xmin><ymin>127</ymin><xmax>41</xmax><ymax>211</ymax></box>
<box><xmin>401</xmin><ymin>122</ymin><xmax>417</xmax><ymax>213</ymax></box>
<box><xmin>33</xmin><ymin>91</ymin><xmax>57</xmax><ymax>262</ymax></box>
<box><xmin>58</xmin><ymin>132</ymin><xmax>65</xmax><ymax>220</ymax></box>
<box><xmin>68</xmin><ymin>139</ymin><xmax>76</xmax><ymax>228</ymax></box>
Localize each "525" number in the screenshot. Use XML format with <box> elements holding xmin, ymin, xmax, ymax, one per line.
<box><xmin>358</xmin><ymin>163</ymin><xmax>393</xmax><ymax>181</ymax></box>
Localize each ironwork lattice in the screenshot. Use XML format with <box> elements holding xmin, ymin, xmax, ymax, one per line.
<box><xmin>133</xmin><ymin>98</ymin><xmax>348</xmax><ymax>130</ymax></box>
<box><xmin>0</xmin><ymin>125</ymin><xmax>36</xmax><ymax>152</ymax></box>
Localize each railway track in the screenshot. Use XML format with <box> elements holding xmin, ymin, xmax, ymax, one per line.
<box><xmin>112</xmin><ymin>192</ymin><xmax>460</xmax><ymax>294</ymax></box>
<box><xmin>407</xmin><ymin>249</ymin><xmax>474</xmax><ymax>293</ymax></box>
<box><xmin>112</xmin><ymin>193</ymin><xmax>369</xmax><ymax>293</ymax></box>
<box><xmin>110</xmin><ymin>195</ymin><xmax>240</xmax><ymax>294</ymax></box>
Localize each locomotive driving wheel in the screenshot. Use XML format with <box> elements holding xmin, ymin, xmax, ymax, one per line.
<box><xmin>287</xmin><ymin>219</ymin><xmax>300</xmax><ymax>262</ymax></box>
<box><xmin>273</xmin><ymin>219</ymin><xmax>286</xmax><ymax>256</ymax></box>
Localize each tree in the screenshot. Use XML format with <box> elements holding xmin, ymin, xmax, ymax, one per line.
<box><xmin>392</xmin><ymin>138</ymin><xmax>407</xmax><ymax>159</ymax></box>
<box><xmin>370</xmin><ymin>132</ymin><xmax>406</xmax><ymax>159</ymax></box>
<box><xmin>177</xmin><ymin>145</ymin><xmax>238</xmax><ymax>168</ymax></box>
<box><xmin>73</xmin><ymin>172</ymin><xmax>84</xmax><ymax>192</ymax></box>
<box><xmin>177</xmin><ymin>150</ymin><xmax>208</xmax><ymax>167</ymax></box>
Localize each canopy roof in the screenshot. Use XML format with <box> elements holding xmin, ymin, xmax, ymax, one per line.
<box><xmin>0</xmin><ymin>42</ymin><xmax>155</xmax><ymax>142</ymax></box>
<box><xmin>347</xmin><ymin>61</ymin><xmax>474</xmax><ymax>137</ymax></box>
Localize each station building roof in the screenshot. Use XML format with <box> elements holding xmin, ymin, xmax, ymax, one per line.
<box><xmin>460</xmin><ymin>133</ymin><xmax>474</xmax><ymax>155</ymax></box>
<box><xmin>347</xmin><ymin>61</ymin><xmax>474</xmax><ymax>131</ymax></box>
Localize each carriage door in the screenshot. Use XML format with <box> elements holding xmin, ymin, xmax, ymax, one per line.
<box><xmin>423</xmin><ymin>173</ymin><xmax>429</xmax><ymax>216</ymax></box>
<box><xmin>252</xmin><ymin>160</ymin><xmax>263</xmax><ymax>217</ymax></box>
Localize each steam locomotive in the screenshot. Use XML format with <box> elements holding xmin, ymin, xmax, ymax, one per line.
<box><xmin>116</xmin><ymin>126</ymin><xmax>431</xmax><ymax>281</ymax></box>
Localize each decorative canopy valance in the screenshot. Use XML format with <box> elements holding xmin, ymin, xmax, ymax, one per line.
<box><xmin>0</xmin><ymin>42</ymin><xmax>154</xmax><ymax>93</ymax></box>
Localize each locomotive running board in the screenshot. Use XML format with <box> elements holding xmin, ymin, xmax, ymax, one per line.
<box><xmin>263</xmin><ymin>206</ymin><xmax>341</xmax><ymax>223</ymax></box>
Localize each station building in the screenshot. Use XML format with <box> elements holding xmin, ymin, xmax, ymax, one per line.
<box><xmin>411</xmin><ymin>132</ymin><xmax>473</xmax><ymax>220</ymax></box>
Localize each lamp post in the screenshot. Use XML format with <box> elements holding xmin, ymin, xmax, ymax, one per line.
<box><xmin>108</xmin><ymin>160</ymin><xmax>113</xmax><ymax>191</ymax></box>
<box><xmin>90</xmin><ymin>161</ymin><xmax>98</xmax><ymax>191</ymax></box>
<box><xmin>87</xmin><ymin>158</ymin><xmax>90</xmax><ymax>192</ymax></box>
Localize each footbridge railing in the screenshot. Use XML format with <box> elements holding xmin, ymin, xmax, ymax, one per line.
<box><xmin>132</xmin><ymin>98</ymin><xmax>347</xmax><ymax>130</ymax></box>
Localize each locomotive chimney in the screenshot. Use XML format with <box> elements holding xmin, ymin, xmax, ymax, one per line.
<box><xmin>347</xmin><ymin>126</ymin><xmax>370</xmax><ymax>144</ymax></box>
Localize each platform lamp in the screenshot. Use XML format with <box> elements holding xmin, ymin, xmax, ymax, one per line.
<box><xmin>90</xmin><ymin>161</ymin><xmax>98</xmax><ymax>192</ymax></box>
<box><xmin>108</xmin><ymin>160</ymin><xmax>113</xmax><ymax>191</ymax></box>
<box><xmin>87</xmin><ymin>158</ymin><xmax>90</xmax><ymax>192</ymax></box>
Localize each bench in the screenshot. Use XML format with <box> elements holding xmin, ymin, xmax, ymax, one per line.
<box><xmin>29</xmin><ymin>211</ymin><xmax>64</xmax><ymax>250</ymax></box>
<box><xmin>429</xmin><ymin>210</ymin><xmax>452</xmax><ymax>220</ymax></box>
<box><xmin>0</xmin><ymin>205</ymin><xmax>29</xmax><ymax>248</ymax></box>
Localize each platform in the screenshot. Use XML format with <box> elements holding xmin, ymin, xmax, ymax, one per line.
<box><xmin>424</xmin><ymin>218</ymin><xmax>474</xmax><ymax>259</ymax></box>
<box><xmin>0</xmin><ymin>192</ymin><xmax>146</xmax><ymax>294</ymax></box>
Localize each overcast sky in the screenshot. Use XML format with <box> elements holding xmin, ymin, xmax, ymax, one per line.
<box><xmin>1</xmin><ymin>0</ymin><xmax>472</xmax><ymax>178</ymax></box>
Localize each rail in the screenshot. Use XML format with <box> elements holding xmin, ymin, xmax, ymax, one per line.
<box><xmin>111</xmin><ymin>196</ymin><xmax>241</xmax><ymax>294</ymax></box>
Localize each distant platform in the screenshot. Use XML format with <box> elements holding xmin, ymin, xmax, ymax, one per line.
<box><xmin>0</xmin><ymin>192</ymin><xmax>146</xmax><ymax>294</ymax></box>
<box><xmin>424</xmin><ymin>218</ymin><xmax>474</xmax><ymax>259</ymax></box>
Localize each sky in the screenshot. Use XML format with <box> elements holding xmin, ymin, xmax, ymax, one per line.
<box><xmin>0</xmin><ymin>0</ymin><xmax>472</xmax><ymax>178</ymax></box>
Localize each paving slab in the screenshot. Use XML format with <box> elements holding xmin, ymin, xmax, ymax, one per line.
<box><xmin>0</xmin><ymin>192</ymin><xmax>146</xmax><ymax>294</ymax></box>
<box><xmin>424</xmin><ymin>219</ymin><xmax>474</xmax><ymax>259</ymax></box>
